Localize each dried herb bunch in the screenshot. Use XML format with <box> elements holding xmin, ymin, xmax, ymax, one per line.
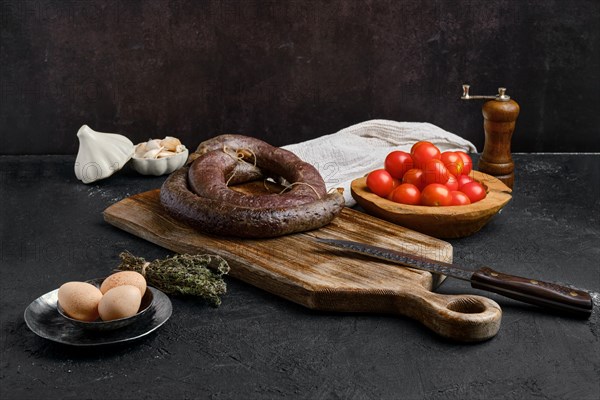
<box><xmin>117</xmin><ymin>252</ymin><xmax>230</xmax><ymax>306</ymax></box>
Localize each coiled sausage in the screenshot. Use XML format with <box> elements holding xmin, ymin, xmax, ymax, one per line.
<box><xmin>160</xmin><ymin>135</ymin><xmax>344</xmax><ymax>238</ymax></box>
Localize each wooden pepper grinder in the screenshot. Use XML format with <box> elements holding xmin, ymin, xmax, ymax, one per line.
<box><xmin>461</xmin><ymin>84</ymin><xmax>520</xmax><ymax>189</ymax></box>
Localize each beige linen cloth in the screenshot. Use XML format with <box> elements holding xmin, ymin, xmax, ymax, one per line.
<box><xmin>283</xmin><ymin>119</ymin><xmax>477</xmax><ymax>206</ymax></box>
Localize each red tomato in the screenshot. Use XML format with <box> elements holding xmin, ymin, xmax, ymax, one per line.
<box><xmin>421</xmin><ymin>183</ymin><xmax>452</xmax><ymax>206</ymax></box>
<box><xmin>460</xmin><ymin>181</ymin><xmax>486</xmax><ymax>203</ymax></box>
<box><xmin>410</xmin><ymin>140</ymin><xmax>431</xmax><ymax>154</ymax></box>
<box><xmin>440</xmin><ymin>152</ymin><xmax>464</xmax><ymax>176</ymax></box>
<box><xmin>411</xmin><ymin>141</ymin><xmax>441</xmax><ymax>169</ymax></box>
<box><xmin>449</xmin><ymin>190</ymin><xmax>471</xmax><ymax>206</ymax></box>
<box><xmin>456</xmin><ymin>151</ymin><xmax>473</xmax><ymax>175</ymax></box>
<box><xmin>423</xmin><ymin>159</ymin><xmax>450</xmax><ymax>185</ymax></box>
<box><xmin>402</xmin><ymin>168</ymin><xmax>425</xmax><ymax>191</ymax></box>
<box><xmin>384</xmin><ymin>151</ymin><xmax>413</xmax><ymax>179</ymax></box>
<box><xmin>445</xmin><ymin>174</ymin><xmax>458</xmax><ymax>191</ymax></box>
<box><xmin>457</xmin><ymin>174</ymin><xmax>473</xmax><ymax>189</ymax></box>
<box><xmin>386</xmin><ymin>178</ymin><xmax>401</xmax><ymax>200</ymax></box>
<box><xmin>366</xmin><ymin>169</ymin><xmax>395</xmax><ymax>197</ymax></box>
<box><xmin>390</xmin><ymin>183</ymin><xmax>421</xmax><ymax>205</ymax></box>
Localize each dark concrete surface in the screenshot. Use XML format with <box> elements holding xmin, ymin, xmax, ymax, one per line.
<box><xmin>1</xmin><ymin>154</ymin><xmax>599</xmax><ymax>399</ymax></box>
<box><xmin>2</xmin><ymin>0</ymin><xmax>600</xmax><ymax>154</ymax></box>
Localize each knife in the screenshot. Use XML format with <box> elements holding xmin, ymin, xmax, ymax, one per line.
<box><xmin>314</xmin><ymin>238</ymin><xmax>593</xmax><ymax>318</ymax></box>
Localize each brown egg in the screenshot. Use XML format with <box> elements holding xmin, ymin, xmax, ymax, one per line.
<box><xmin>100</xmin><ymin>271</ymin><xmax>146</xmax><ymax>296</ymax></box>
<box><xmin>57</xmin><ymin>282</ymin><xmax>103</xmax><ymax>321</ymax></box>
<box><xmin>98</xmin><ymin>285</ymin><xmax>142</xmax><ymax>321</ymax></box>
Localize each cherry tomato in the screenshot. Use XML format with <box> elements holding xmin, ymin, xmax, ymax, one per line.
<box><xmin>445</xmin><ymin>174</ymin><xmax>458</xmax><ymax>191</ymax></box>
<box><xmin>457</xmin><ymin>174</ymin><xmax>473</xmax><ymax>189</ymax></box>
<box><xmin>386</xmin><ymin>178</ymin><xmax>401</xmax><ymax>200</ymax></box>
<box><xmin>402</xmin><ymin>168</ymin><xmax>425</xmax><ymax>191</ymax></box>
<box><xmin>449</xmin><ymin>190</ymin><xmax>471</xmax><ymax>206</ymax></box>
<box><xmin>390</xmin><ymin>183</ymin><xmax>421</xmax><ymax>205</ymax></box>
<box><xmin>456</xmin><ymin>151</ymin><xmax>473</xmax><ymax>176</ymax></box>
<box><xmin>460</xmin><ymin>181</ymin><xmax>486</xmax><ymax>203</ymax></box>
<box><xmin>384</xmin><ymin>151</ymin><xmax>413</xmax><ymax>179</ymax></box>
<box><xmin>366</xmin><ymin>169</ymin><xmax>395</xmax><ymax>197</ymax></box>
<box><xmin>410</xmin><ymin>140</ymin><xmax>431</xmax><ymax>154</ymax></box>
<box><xmin>421</xmin><ymin>183</ymin><xmax>452</xmax><ymax>206</ymax></box>
<box><xmin>423</xmin><ymin>159</ymin><xmax>450</xmax><ymax>185</ymax></box>
<box><xmin>411</xmin><ymin>141</ymin><xmax>441</xmax><ymax>169</ymax></box>
<box><xmin>440</xmin><ymin>152</ymin><xmax>464</xmax><ymax>176</ymax></box>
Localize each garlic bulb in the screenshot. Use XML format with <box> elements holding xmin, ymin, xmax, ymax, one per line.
<box><xmin>74</xmin><ymin>125</ymin><xmax>134</xmax><ymax>184</ymax></box>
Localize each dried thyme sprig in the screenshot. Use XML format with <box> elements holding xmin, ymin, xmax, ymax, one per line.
<box><xmin>117</xmin><ymin>252</ymin><xmax>230</xmax><ymax>306</ymax></box>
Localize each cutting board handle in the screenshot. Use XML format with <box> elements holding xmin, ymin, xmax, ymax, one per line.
<box><xmin>396</xmin><ymin>289</ymin><xmax>502</xmax><ymax>342</ymax></box>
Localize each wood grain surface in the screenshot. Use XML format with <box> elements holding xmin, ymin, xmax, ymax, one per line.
<box><xmin>103</xmin><ymin>188</ymin><xmax>501</xmax><ymax>341</ymax></box>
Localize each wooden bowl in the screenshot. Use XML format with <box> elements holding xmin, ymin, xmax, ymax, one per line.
<box><xmin>351</xmin><ymin>171</ymin><xmax>512</xmax><ymax>239</ymax></box>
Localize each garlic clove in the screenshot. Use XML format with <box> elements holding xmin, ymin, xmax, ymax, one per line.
<box><xmin>175</xmin><ymin>144</ymin><xmax>186</xmax><ymax>153</ymax></box>
<box><xmin>145</xmin><ymin>139</ymin><xmax>162</xmax><ymax>151</ymax></box>
<box><xmin>143</xmin><ymin>147</ymin><xmax>164</xmax><ymax>159</ymax></box>
<box><xmin>134</xmin><ymin>143</ymin><xmax>147</xmax><ymax>158</ymax></box>
<box><xmin>74</xmin><ymin>125</ymin><xmax>134</xmax><ymax>184</ymax></box>
<box><xmin>157</xmin><ymin>150</ymin><xmax>176</xmax><ymax>158</ymax></box>
<box><xmin>160</xmin><ymin>136</ymin><xmax>182</xmax><ymax>152</ymax></box>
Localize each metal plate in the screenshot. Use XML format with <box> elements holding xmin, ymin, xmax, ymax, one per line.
<box><xmin>24</xmin><ymin>286</ymin><xmax>172</xmax><ymax>346</ymax></box>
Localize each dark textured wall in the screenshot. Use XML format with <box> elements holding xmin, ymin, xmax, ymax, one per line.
<box><xmin>1</xmin><ymin>0</ymin><xmax>599</xmax><ymax>154</ymax></box>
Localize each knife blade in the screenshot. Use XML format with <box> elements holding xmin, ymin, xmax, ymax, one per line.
<box><xmin>314</xmin><ymin>237</ymin><xmax>593</xmax><ymax>318</ymax></box>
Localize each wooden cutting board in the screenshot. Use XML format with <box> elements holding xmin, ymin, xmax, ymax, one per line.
<box><xmin>103</xmin><ymin>187</ymin><xmax>501</xmax><ymax>341</ymax></box>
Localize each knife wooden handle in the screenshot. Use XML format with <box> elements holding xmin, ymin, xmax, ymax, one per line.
<box><xmin>471</xmin><ymin>267</ymin><xmax>593</xmax><ymax>318</ymax></box>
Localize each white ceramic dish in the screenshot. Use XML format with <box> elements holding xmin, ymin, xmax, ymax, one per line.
<box><xmin>130</xmin><ymin>147</ymin><xmax>188</xmax><ymax>176</ymax></box>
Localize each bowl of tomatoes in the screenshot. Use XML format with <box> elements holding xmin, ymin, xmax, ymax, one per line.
<box><xmin>351</xmin><ymin>141</ymin><xmax>512</xmax><ymax>239</ymax></box>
